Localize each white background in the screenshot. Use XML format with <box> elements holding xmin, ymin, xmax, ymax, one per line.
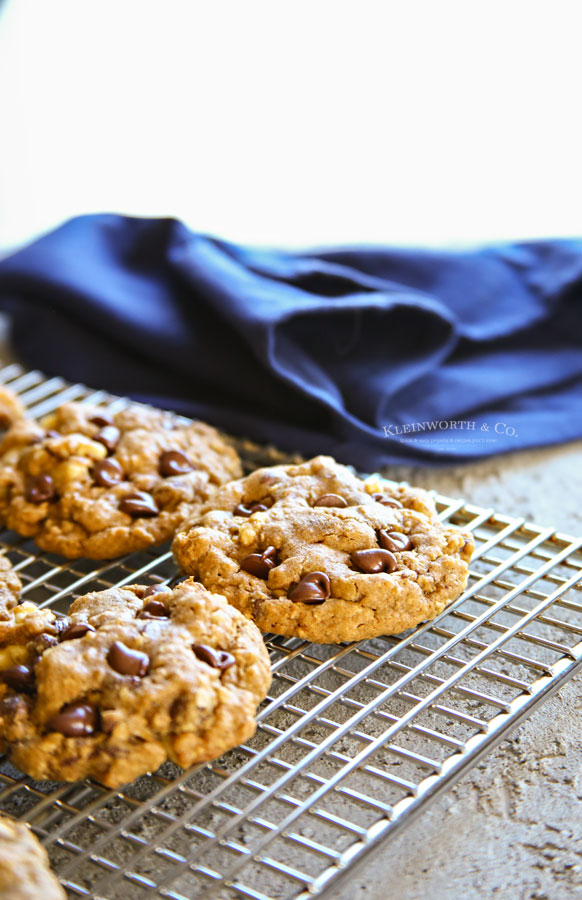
<box><xmin>1</xmin><ymin>0</ymin><xmax>581</xmax><ymax>253</ymax></box>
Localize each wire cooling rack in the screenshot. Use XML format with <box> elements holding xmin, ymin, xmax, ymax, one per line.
<box><xmin>1</xmin><ymin>362</ymin><xmax>582</xmax><ymax>900</ymax></box>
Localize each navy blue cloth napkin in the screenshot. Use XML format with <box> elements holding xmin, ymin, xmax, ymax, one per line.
<box><xmin>0</xmin><ymin>214</ymin><xmax>581</xmax><ymax>470</ymax></box>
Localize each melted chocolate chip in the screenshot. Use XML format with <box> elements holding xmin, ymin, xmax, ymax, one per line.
<box><xmin>60</xmin><ymin>622</ymin><xmax>96</xmax><ymax>642</ymax></box>
<box><xmin>0</xmin><ymin>664</ymin><xmax>35</xmax><ymax>693</ymax></box>
<box><xmin>288</xmin><ymin>572</ymin><xmax>331</xmax><ymax>604</ymax></box>
<box><xmin>192</xmin><ymin>644</ymin><xmax>235</xmax><ymax>670</ymax></box>
<box><xmin>159</xmin><ymin>450</ymin><xmax>194</xmax><ymax>477</ymax></box>
<box><xmin>54</xmin><ymin>617</ymin><xmax>74</xmax><ymax>638</ymax></box>
<box><xmin>107</xmin><ymin>640</ymin><xmax>149</xmax><ymax>676</ymax></box>
<box><xmin>53</xmin><ymin>617</ymin><xmax>71</xmax><ymax>637</ymax></box>
<box><xmin>90</xmin><ymin>413</ymin><xmax>114</xmax><ymax>428</ymax></box>
<box><xmin>142</xmin><ymin>583</ymin><xmax>171</xmax><ymax>598</ymax></box>
<box><xmin>119</xmin><ymin>491</ymin><xmax>159</xmax><ymax>518</ymax></box>
<box><xmin>351</xmin><ymin>548</ymin><xmax>397</xmax><ymax>574</ymax></box>
<box><xmin>25</xmin><ymin>474</ymin><xmax>56</xmax><ymax>504</ymax></box>
<box><xmin>92</xmin><ymin>458</ymin><xmax>124</xmax><ymax>488</ymax></box>
<box><xmin>240</xmin><ymin>545</ymin><xmax>278</xmax><ymax>580</ymax></box>
<box><xmin>378</xmin><ymin>530</ymin><xmax>413</xmax><ymax>552</ymax></box>
<box><xmin>32</xmin><ymin>633</ymin><xmax>59</xmax><ymax>655</ymax></box>
<box><xmin>233</xmin><ymin>502</ymin><xmax>269</xmax><ymax>517</ymax></box>
<box><xmin>240</xmin><ymin>555</ymin><xmax>269</xmax><ymax>578</ymax></box>
<box><xmin>138</xmin><ymin>599</ymin><xmax>170</xmax><ymax>619</ymax></box>
<box><xmin>47</xmin><ymin>702</ymin><xmax>99</xmax><ymax>736</ymax></box>
<box><xmin>313</xmin><ymin>493</ymin><xmax>348</xmax><ymax>508</ymax></box>
<box><xmin>94</xmin><ymin>425</ymin><xmax>121</xmax><ymax>454</ymax></box>
<box><xmin>371</xmin><ymin>492</ymin><xmax>403</xmax><ymax>509</ymax></box>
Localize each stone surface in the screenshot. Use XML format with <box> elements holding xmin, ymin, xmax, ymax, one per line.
<box><xmin>335</xmin><ymin>441</ymin><xmax>582</xmax><ymax>900</ymax></box>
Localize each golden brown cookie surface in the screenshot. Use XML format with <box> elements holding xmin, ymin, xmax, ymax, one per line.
<box><xmin>0</xmin><ymin>579</ymin><xmax>271</xmax><ymax>787</ymax></box>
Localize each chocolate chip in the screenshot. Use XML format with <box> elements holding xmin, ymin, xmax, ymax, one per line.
<box><xmin>90</xmin><ymin>413</ymin><xmax>114</xmax><ymax>428</ymax></box>
<box><xmin>240</xmin><ymin>555</ymin><xmax>268</xmax><ymax>578</ymax></box>
<box><xmin>138</xmin><ymin>599</ymin><xmax>170</xmax><ymax>619</ymax></box>
<box><xmin>0</xmin><ymin>664</ymin><xmax>35</xmax><ymax>693</ymax></box>
<box><xmin>142</xmin><ymin>583</ymin><xmax>171</xmax><ymax>598</ymax></box>
<box><xmin>53</xmin><ymin>617</ymin><xmax>71</xmax><ymax>636</ymax></box>
<box><xmin>192</xmin><ymin>644</ymin><xmax>235</xmax><ymax>670</ymax></box>
<box><xmin>371</xmin><ymin>492</ymin><xmax>403</xmax><ymax>509</ymax></box>
<box><xmin>25</xmin><ymin>474</ymin><xmax>56</xmax><ymax>504</ymax></box>
<box><xmin>313</xmin><ymin>493</ymin><xmax>348</xmax><ymax>508</ymax></box>
<box><xmin>92</xmin><ymin>458</ymin><xmax>124</xmax><ymax>488</ymax></box>
<box><xmin>50</xmin><ymin>619</ymin><xmax>68</xmax><ymax>640</ymax></box>
<box><xmin>351</xmin><ymin>548</ymin><xmax>397</xmax><ymax>574</ymax></box>
<box><xmin>240</xmin><ymin>545</ymin><xmax>278</xmax><ymax>579</ymax></box>
<box><xmin>48</xmin><ymin>701</ymin><xmax>99</xmax><ymax>736</ymax></box>
<box><xmin>32</xmin><ymin>633</ymin><xmax>59</xmax><ymax>655</ymax></box>
<box><xmin>94</xmin><ymin>425</ymin><xmax>120</xmax><ymax>454</ymax></box>
<box><xmin>119</xmin><ymin>491</ymin><xmax>159</xmax><ymax>518</ymax></box>
<box><xmin>159</xmin><ymin>450</ymin><xmax>194</xmax><ymax>477</ymax></box>
<box><xmin>60</xmin><ymin>622</ymin><xmax>96</xmax><ymax>642</ymax></box>
<box><xmin>107</xmin><ymin>640</ymin><xmax>149</xmax><ymax>677</ymax></box>
<box><xmin>288</xmin><ymin>572</ymin><xmax>331</xmax><ymax>604</ymax></box>
<box><xmin>378</xmin><ymin>530</ymin><xmax>413</xmax><ymax>552</ymax></box>
<box><xmin>233</xmin><ymin>502</ymin><xmax>269</xmax><ymax>517</ymax></box>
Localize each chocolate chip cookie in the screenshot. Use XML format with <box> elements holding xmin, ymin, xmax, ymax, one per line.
<box><xmin>172</xmin><ymin>455</ymin><xmax>474</xmax><ymax>643</ymax></box>
<box><xmin>0</xmin><ymin>815</ymin><xmax>65</xmax><ymax>900</ymax></box>
<box><xmin>0</xmin><ymin>402</ymin><xmax>242</xmax><ymax>558</ymax></box>
<box><xmin>0</xmin><ymin>578</ymin><xmax>271</xmax><ymax>787</ymax></box>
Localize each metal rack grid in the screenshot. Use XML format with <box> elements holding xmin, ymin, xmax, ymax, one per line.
<box><xmin>1</xmin><ymin>362</ymin><xmax>582</xmax><ymax>900</ymax></box>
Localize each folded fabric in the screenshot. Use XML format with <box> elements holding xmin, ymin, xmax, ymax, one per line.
<box><xmin>0</xmin><ymin>214</ymin><xmax>581</xmax><ymax>470</ymax></box>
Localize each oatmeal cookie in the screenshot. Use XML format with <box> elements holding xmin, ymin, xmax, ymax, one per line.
<box><xmin>172</xmin><ymin>456</ymin><xmax>474</xmax><ymax>643</ymax></box>
<box><xmin>0</xmin><ymin>579</ymin><xmax>271</xmax><ymax>787</ymax></box>
<box><xmin>0</xmin><ymin>402</ymin><xmax>241</xmax><ymax>558</ymax></box>
<box><xmin>0</xmin><ymin>815</ymin><xmax>65</xmax><ymax>900</ymax></box>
